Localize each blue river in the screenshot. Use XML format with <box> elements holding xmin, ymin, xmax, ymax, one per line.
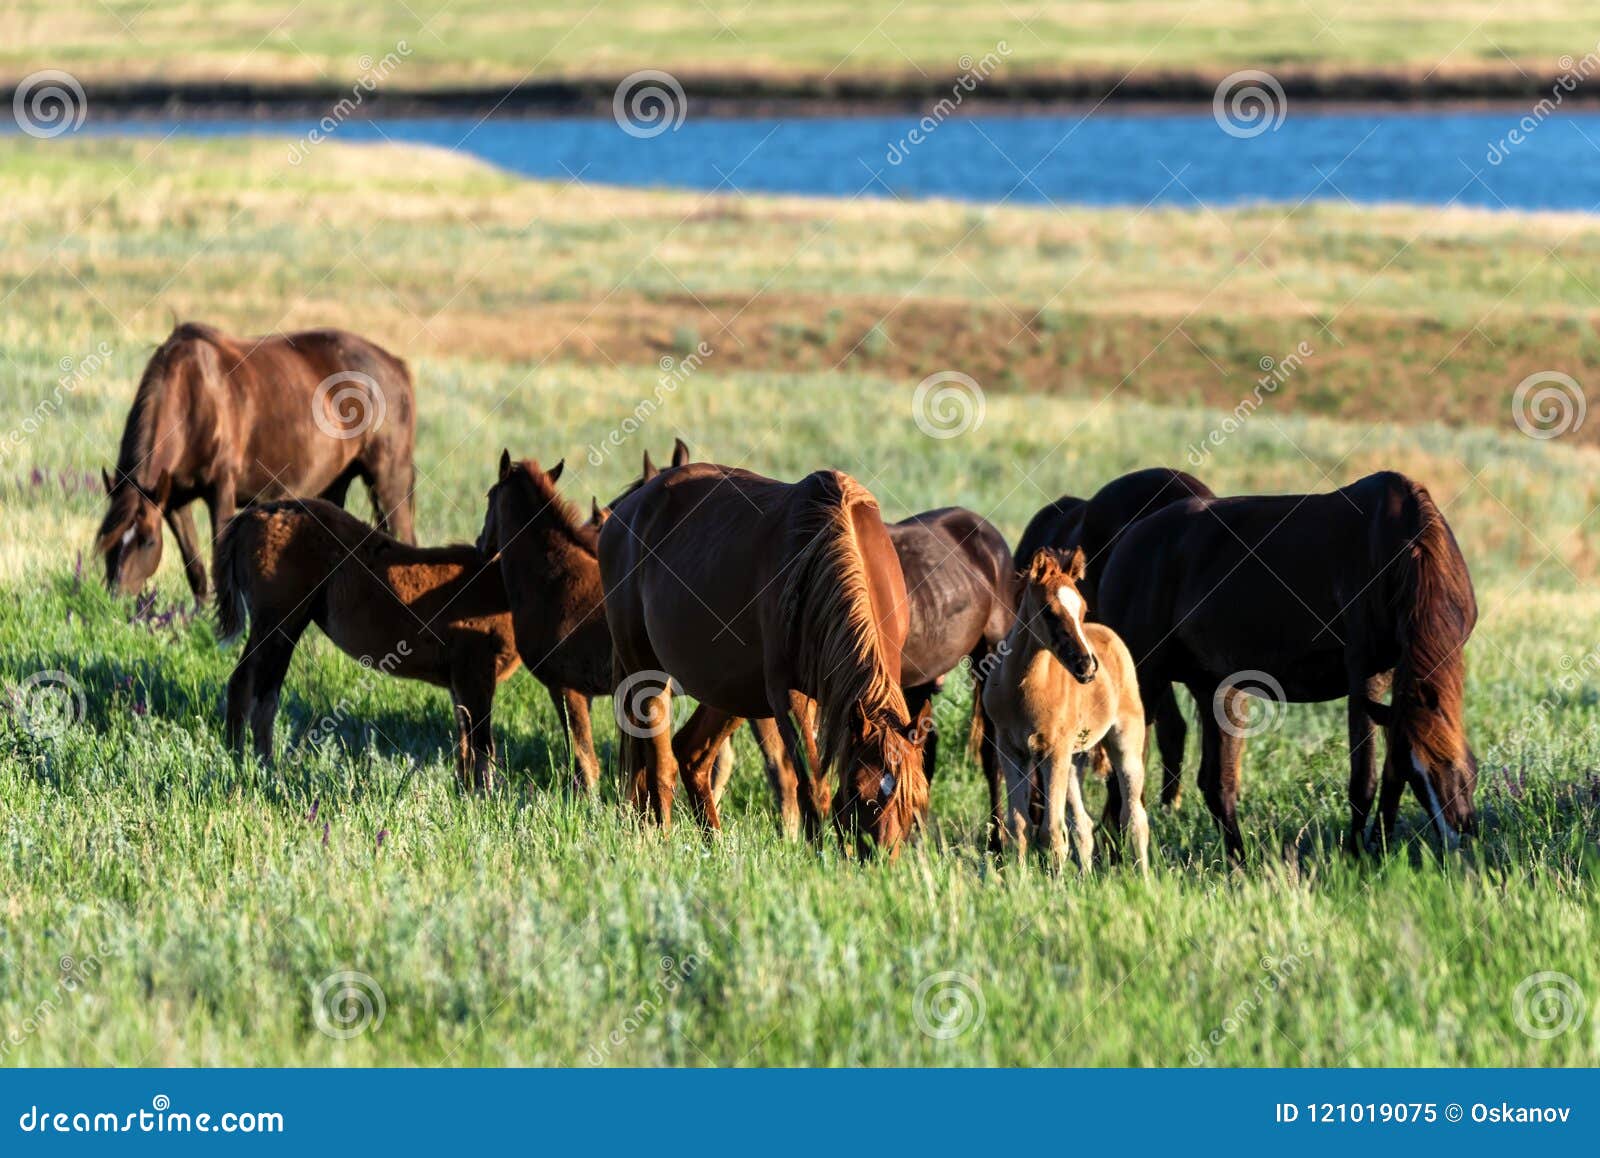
<box><xmin>66</xmin><ymin>109</ymin><xmax>1600</xmax><ymax>210</ymax></box>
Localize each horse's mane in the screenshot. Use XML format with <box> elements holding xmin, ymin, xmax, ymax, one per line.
<box><xmin>509</xmin><ymin>463</ymin><xmax>598</xmax><ymax>554</ymax></box>
<box><xmin>1387</xmin><ymin>474</ymin><xmax>1476</xmax><ymax>769</ymax></box>
<box><xmin>779</xmin><ymin>472</ymin><xmax>916</xmax><ymax>816</ymax></box>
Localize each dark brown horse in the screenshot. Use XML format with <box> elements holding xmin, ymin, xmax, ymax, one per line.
<box><xmin>1016</xmin><ymin>467</ymin><xmax>1216</xmax><ymax>812</ymax></box>
<box><xmin>478</xmin><ymin>442</ymin><xmax>697</xmax><ymax>793</ymax></box>
<box><xmin>740</xmin><ymin>507</ymin><xmax>1016</xmax><ymax>841</ymax></box>
<box><xmin>1097</xmin><ymin>471</ymin><xmax>1478</xmax><ymax>860</ymax></box>
<box><xmin>97</xmin><ymin>323</ymin><xmax>416</xmax><ymax>598</ymax></box>
<box><xmin>216</xmin><ymin>499</ymin><xmax>517</xmax><ymax>790</ymax></box>
<box><xmin>600</xmin><ymin>464</ymin><xmax>930</xmax><ymax>855</ymax></box>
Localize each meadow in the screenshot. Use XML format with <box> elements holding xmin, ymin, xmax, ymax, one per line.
<box><xmin>1</xmin><ymin>136</ymin><xmax>1598</xmax><ymax>1065</ymax></box>
<box><xmin>6</xmin><ymin>1</ymin><xmax>1598</xmax><ymax>86</ymax></box>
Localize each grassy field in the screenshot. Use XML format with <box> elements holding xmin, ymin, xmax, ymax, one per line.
<box><xmin>6</xmin><ymin>1</ymin><xmax>1600</xmax><ymax>87</ymax></box>
<box><xmin>1</xmin><ymin>137</ymin><xmax>1598</xmax><ymax>1065</ymax></box>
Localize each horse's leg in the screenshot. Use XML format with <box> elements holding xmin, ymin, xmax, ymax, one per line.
<box><xmin>447</xmin><ymin>647</ymin><xmax>500</xmax><ymax>793</ymax></box>
<box><xmin>1104</xmin><ymin>718</ymin><xmax>1151</xmax><ymax>875</ymax></box>
<box><xmin>997</xmin><ymin>739</ymin><xmax>1033</xmax><ymax>860</ymax></box>
<box><xmin>549</xmin><ymin>685</ymin><xmax>600</xmax><ymax>793</ymax></box>
<box><xmin>670</xmin><ymin>704</ymin><xmax>738</xmax><ymax>831</ymax></box>
<box><xmin>749</xmin><ymin>717</ymin><xmax>801</xmax><ymax>839</ymax></box>
<box><xmin>613</xmin><ymin>659</ymin><xmax>651</xmax><ymax>815</ymax></box>
<box><xmin>165</xmin><ymin>503</ymin><xmax>208</xmax><ymax>599</ymax></box>
<box><xmin>644</xmin><ymin>684</ymin><xmax>678</xmax><ymax>830</ymax></box>
<box><xmin>769</xmin><ymin>689</ymin><xmax>828</xmax><ymax>843</ymax></box>
<box><xmin>320</xmin><ymin>467</ymin><xmax>356</xmax><ymax>510</ymax></box>
<box><xmin>206</xmin><ymin>479</ymin><xmax>237</xmax><ymax>547</ymax></box>
<box><xmin>1191</xmin><ymin>681</ymin><xmax>1246</xmax><ymax>864</ymax></box>
<box><xmin>1212</xmin><ymin>685</ymin><xmax>1249</xmax><ymax>864</ymax></box>
<box><xmin>1037</xmin><ymin>745</ymin><xmax>1080</xmax><ymax>870</ymax></box>
<box><xmin>1346</xmin><ymin>672</ymin><xmax>1385</xmax><ymax>854</ymax></box>
<box><xmin>904</xmin><ymin>682</ymin><xmax>940</xmax><ymax>780</ymax></box>
<box><xmin>1375</xmin><ymin>747</ymin><xmax>1408</xmax><ymax>852</ymax></box>
<box><xmin>245</xmin><ymin>620</ymin><xmax>307</xmax><ymax>764</ymax></box>
<box><xmin>225</xmin><ymin>631</ymin><xmax>261</xmax><ymax>755</ymax></box>
<box><xmin>980</xmin><ymin>708</ymin><xmax>1007</xmax><ymax>857</ymax></box>
<box><xmin>367</xmin><ymin>461</ymin><xmax>416</xmax><ymax>544</ymax></box>
<box><xmin>1151</xmin><ymin>682</ymin><xmax>1188</xmax><ymax>808</ymax></box>
<box><xmin>710</xmin><ymin>738</ymin><xmax>736</xmax><ymax>805</ymax></box>
<box><xmin>1061</xmin><ymin>752</ymin><xmax>1095</xmax><ymax>873</ymax></box>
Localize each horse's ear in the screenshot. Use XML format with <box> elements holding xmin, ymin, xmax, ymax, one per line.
<box><xmin>101</xmin><ymin>466</ymin><xmax>115</xmax><ymax>494</ymax></box>
<box><xmin>1064</xmin><ymin>546</ymin><xmax>1087</xmax><ymax>582</ymax></box>
<box><xmin>590</xmin><ymin>498</ymin><xmax>610</xmax><ymax>526</ymax></box>
<box><xmin>498</xmin><ymin>449</ymin><xmax>511</xmax><ymax>481</ymax></box>
<box><xmin>1025</xmin><ymin>551</ymin><xmax>1053</xmax><ymax>584</ymax></box>
<box><xmin>641</xmin><ymin>450</ymin><xmax>657</xmax><ymax>480</ymax></box>
<box><xmin>548</xmin><ymin>459</ymin><xmax>564</xmax><ymax>483</ymax></box>
<box><xmin>672</xmin><ymin>438</ymin><xmax>690</xmax><ymax>467</ymax></box>
<box><xmin>153</xmin><ymin>470</ymin><xmax>172</xmax><ymax>507</ymax></box>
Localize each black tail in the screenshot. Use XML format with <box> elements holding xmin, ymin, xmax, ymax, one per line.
<box><xmin>213</xmin><ymin>512</ymin><xmax>253</xmax><ymax>644</ymax></box>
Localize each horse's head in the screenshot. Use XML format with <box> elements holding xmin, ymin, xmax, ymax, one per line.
<box><xmin>1392</xmin><ymin>683</ymin><xmax>1479</xmax><ymax>847</ymax></box>
<box><xmin>1022</xmin><ymin>547</ymin><xmax>1098</xmax><ymax>683</ymax></box>
<box><xmin>605</xmin><ymin>439</ymin><xmax>693</xmax><ymax>510</ymax></box>
<box><xmin>838</xmin><ymin>700</ymin><xmax>932</xmax><ymax>858</ymax></box>
<box><xmin>478</xmin><ymin>451</ymin><xmax>564</xmax><ymax>558</ymax></box>
<box><xmin>587</xmin><ymin>498</ymin><xmax>612</xmax><ymax>529</ymax></box>
<box><xmin>95</xmin><ymin>468</ymin><xmax>170</xmax><ymax>595</ymax></box>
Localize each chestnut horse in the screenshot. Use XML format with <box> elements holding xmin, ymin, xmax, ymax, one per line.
<box><xmin>97</xmin><ymin>322</ymin><xmax>415</xmax><ymax>598</ymax></box>
<box><xmin>599</xmin><ymin>464</ymin><xmax>930</xmax><ymax>855</ymax></box>
<box><xmin>216</xmin><ymin>499</ymin><xmax>517</xmax><ymax>790</ymax></box>
<box><xmin>1097</xmin><ymin>471</ymin><xmax>1478</xmax><ymax>861</ymax></box>
<box><xmin>479</xmin><ymin>442</ymin><xmax>697</xmax><ymax>793</ymax></box>
<box><xmin>983</xmin><ymin>548</ymin><xmax>1149</xmax><ymax>872</ymax></box>
<box><xmin>1016</xmin><ymin>467</ymin><xmax>1216</xmax><ymax>813</ymax></box>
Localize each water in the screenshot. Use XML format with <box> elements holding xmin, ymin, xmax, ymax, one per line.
<box><xmin>68</xmin><ymin>109</ymin><xmax>1600</xmax><ymax>210</ymax></box>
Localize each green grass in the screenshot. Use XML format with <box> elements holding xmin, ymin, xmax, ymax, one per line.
<box><xmin>7</xmin><ymin>2</ymin><xmax>1599</xmax><ymax>86</ymax></box>
<box><xmin>1</xmin><ymin>138</ymin><xmax>1598</xmax><ymax>1065</ymax></box>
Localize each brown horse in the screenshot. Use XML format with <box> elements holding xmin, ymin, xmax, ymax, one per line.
<box><xmin>97</xmin><ymin>322</ymin><xmax>416</xmax><ymax>598</ymax></box>
<box><xmin>1097</xmin><ymin>470</ymin><xmax>1478</xmax><ymax>860</ymax></box>
<box><xmin>739</xmin><ymin>507</ymin><xmax>1016</xmax><ymax>842</ymax></box>
<box><xmin>1016</xmin><ymin>467</ymin><xmax>1216</xmax><ymax>813</ymax></box>
<box><xmin>216</xmin><ymin>499</ymin><xmax>517</xmax><ymax>790</ymax></box>
<box><xmin>478</xmin><ymin>442</ymin><xmax>699</xmax><ymax>793</ymax></box>
<box><xmin>599</xmin><ymin>464</ymin><xmax>930</xmax><ymax>855</ymax></box>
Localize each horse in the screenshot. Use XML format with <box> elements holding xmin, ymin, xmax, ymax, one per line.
<box><xmin>479</xmin><ymin>442</ymin><xmax>708</xmax><ymax>794</ymax></box>
<box><xmin>215</xmin><ymin>498</ymin><xmax>517</xmax><ymax>791</ymax></box>
<box><xmin>96</xmin><ymin>322</ymin><xmax>416</xmax><ymax>599</ymax></box>
<box><xmin>738</xmin><ymin>507</ymin><xmax>1016</xmax><ymax>842</ymax></box>
<box><xmin>599</xmin><ymin>463</ymin><xmax>931</xmax><ymax>856</ymax></box>
<box><xmin>983</xmin><ymin>548</ymin><xmax>1149</xmax><ymax>872</ymax></box>
<box><xmin>1096</xmin><ymin>470</ymin><xmax>1478</xmax><ymax>861</ymax></box>
<box><xmin>1016</xmin><ymin>467</ymin><xmax>1216</xmax><ymax>813</ymax></box>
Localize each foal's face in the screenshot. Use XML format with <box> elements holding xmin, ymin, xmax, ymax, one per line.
<box><xmin>1026</xmin><ymin>548</ymin><xmax>1098</xmax><ymax>683</ymax></box>
<box><xmin>96</xmin><ymin>471</ymin><xmax>168</xmax><ymax>596</ymax></box>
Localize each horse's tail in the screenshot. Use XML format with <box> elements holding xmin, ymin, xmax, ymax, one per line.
<box><xmin>780</xmin><ymin>472</ymin><xmax>911</xmax><ymax>784</ymax></box>
<box><xmin>213</xmin><ymin>508</ymin><xmax>256</xmax><ymax>645</ymax></box>
<box><xmin>1388</xmin><ymin>474</ymin><xmax>1476</xmax><ymax>770</ymax></box>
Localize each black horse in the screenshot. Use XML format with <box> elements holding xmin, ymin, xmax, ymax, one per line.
<box><xmin>1096</xmin><ymin>471</ymin><xmax>1478</xmax><ymax>861</ymax></box>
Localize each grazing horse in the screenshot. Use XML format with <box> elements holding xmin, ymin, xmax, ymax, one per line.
<box><xmin>983</xmin><ymin>548</ymin><xmax>1149</xmax><ymax>872</ymax></box>
<box><xmin>600</xmin><ymin>464</ymin><xmax>931</xmax><ymax>855</ymax></box>
<box><xmin>96</xmin><ymin>322</ymin><xmax>416</xmax><ymax>598</ymax></box>
<box><xmin>1097</xmin><ymin>471</ymin><xmax>1478</xmax><ymax>861</ymax></box>
<box><xmin>740</xmin><ymin>507</ymin><xmax>1016</xmax><ymax>842</ymax></box>
<box><xmin>1016</xmin><ymin>467</ymin><xmax>1216</xmax><ymax>812</ymax></box>
<box><xmin>216</xmin><ymin>499</ymin><xmax>517</xmax><ymax>791</ymax></box>
<box><xmin>479</xmin><ymin>442</ymin><xmax>705</xmax><ymax>794</ymax></box>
